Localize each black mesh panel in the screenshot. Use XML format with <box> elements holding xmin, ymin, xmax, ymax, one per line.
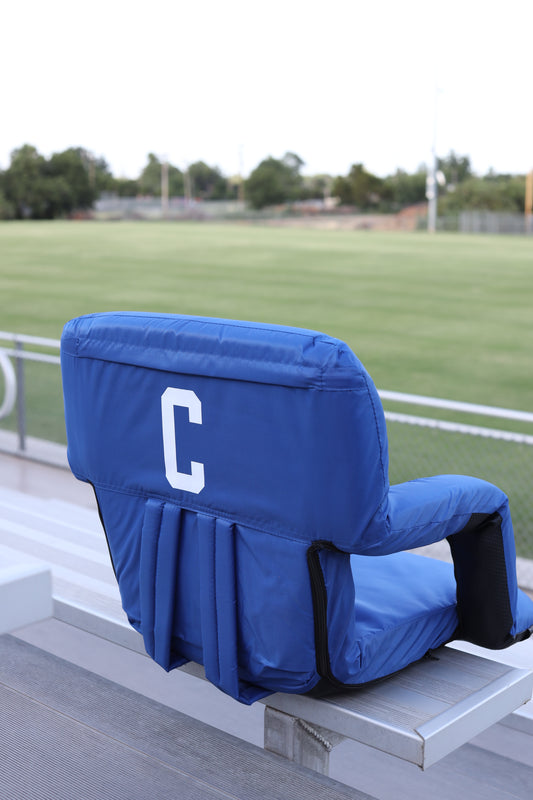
<box><xmin>447</xmin><ymin>512</ymin><xmax>514</xmax><ymax>649</ymax></box>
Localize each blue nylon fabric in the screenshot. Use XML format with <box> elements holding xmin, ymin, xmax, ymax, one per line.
<box><xmin>348</xmin><ymin>553</ymin><xmax>457</xmax><ymax>684</ymax></box>
<box><xmin>139</xmin><ymin>499</ymin><xmax>160</xmax><ymax>660</ymax></box>
<box><xmin>60</xmin><ymin>312</ymin><xmax>533</xmax><ymax>702</ymax></box>
<box><xmin>197</xmin><ymin>515</ymin><xmax>242</xmax><ymax>700</ymax></box>
<box><xmin>61</xmin><ymin>311</ymin><xmax>363</xmax><ymax>390</ymax></box>
<box><xmin>196</xmin><ymin>515</ymin><xmax>267</xmax><ymax>703</ymax></box>
<box><xmin>138</xmin><ymin>500</ymin><xmax>187</xmax><ymax>670</ymax></box>
<box><xmin>153</xmin><ymin>503</ymin><xmax>183</xmax><ymax>670</ymax></box>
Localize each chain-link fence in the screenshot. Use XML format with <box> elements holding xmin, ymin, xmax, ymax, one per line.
<box><xmin>1</xmin><ymin>333</ymin><xmax>532</xmax><ymax>585</ymax></box>
<box><xmin>437</xmin><ymin>211</ymin><xmax>533</xmax><ymax>235</ymax></box>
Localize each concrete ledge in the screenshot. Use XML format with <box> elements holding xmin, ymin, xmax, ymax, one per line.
<box><xmin>0</xmin><ymin>552</ymin><xmax>53</xmax><ymax>634</ymax></box>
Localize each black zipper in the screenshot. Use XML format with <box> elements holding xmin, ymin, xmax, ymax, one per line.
<box><xmin>90</xmin><ymin>482</ymin><xmax>118</xmax><ymax>580</ymax></box>
<box><xmin>306</xmin><ymin>541</ymin><xmax>337</xmax><ymax>678</ymax></box>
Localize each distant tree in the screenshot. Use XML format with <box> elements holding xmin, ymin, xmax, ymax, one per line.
<box><xmin>0</xmin><ymin>189</ymin><xmax>15</xmax><ymax>219</ymax></box>
<box><xmin>112</xmin><ymin>177</ymin><xmax>140</xmax><ymax>197</ymax></box>
<box><xmin>332</xmin><ymin>163</ymin><xmax>386</xmax><ymax>209</ymax></box>
<box><xmin>245</xmin><ymin>157</ymin><xmax>289</xmax><ymax>209</ymax></box>
<box><xmin>280</xmin><ymin>152</ymin><xmax>307</xmax><ymax>201</ymax></box>
<box><xmin>48</xmin><ymin>148</ymin><xmax>96</xmax><ymax>210</ymax></box>
<box><xmin>331</xmin><ymin>175</ymin><xmax>352</xmax><ymax>206</ymax></box>
<box><xmin>86</xmin><ymin>152</ymin><xmax>115</xmax><ymax>195</ymax></box>
<box><xmin>139</xmin><ymin>153</ymin><xmax>184</xmax><ymax>196</ymax></box>
<box><xmin>225</xmin><ymin>174</ymin><xmax>242</xmax><ymax>201</ymax></box>
<box><xmin>188</xmin><ymin>161</ymin><xmax>229</xmax><ymax>200</ymax></box>
<box><xmin>438</xmin><ymin>174</ymin><xmax>526</xmax><ymax>214</ymax></box>
<box><xmin>1</xmin><ymin>144</ymin><xmax>111</xmax><ymax>218</ymax></box>
<box><xmin>245</xmin><ymin>152</ymin><xmax>306</xmax><ymax>209</ymax></box>
<box><xmin>139</xmin><ymin>153</ymin><xmax>163</xmax><ymax>195</ymax></box>
<box><xmin>437</xmin><ymin>151</ymin><xmax>472</xmax><ymax>188</ymax></box>
<box><xmin>2</xmin><ymin>145</ymin><xmax>65</xmax><ymax>218</ymax></box>
<box><xmin>300</xmin><ymin>173</ymin><xmax>333</xmax><ymax>201</ymax></box>
<box><xmin>382</xmin><ymin>168</ymin><xmax>427</xmax><ymax>210</ymax></box>
<box><xmin>282</xmin><ymin>151</ymin><xmax>305</xmax><ymax>175</ymax></box>
<box><xmin>2</xmin><ymin>144</ymin><xmax>44</xmax><ymax>217</ymax></box>
<box><xmin>168</xmin><ymin>164</ymin><xmax>185</xmax><ymax>196</ymax></box>
<box><xmin>481</xmin><ymin>172</ymin><xmax>526</xmax><ymax>212</ymax></box>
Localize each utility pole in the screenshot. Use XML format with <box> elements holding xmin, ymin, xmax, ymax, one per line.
<box><xmin>426</xmin><ymin>168</ymin><xmax>437</xmax><ymax>232</ymax></box>
<box><xmin>427</xmin><ymin>86</ymin><xmax>441</xmax><ymax>233</ymax></box>
<box><xmin>183</xmin><ymin>164</ymin><xmax>192</xmax><ymax>206</ymax></box>
<box><xmin>525</xmin><ymin>169</ymin><xmax>533</xmax><ymax>234</ymax></box>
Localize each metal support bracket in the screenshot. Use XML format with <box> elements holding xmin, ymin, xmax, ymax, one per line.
<box><xmin>264</xmin><ymin>706</ymin><xmax>344</xmax><ymax>775</ymax></box>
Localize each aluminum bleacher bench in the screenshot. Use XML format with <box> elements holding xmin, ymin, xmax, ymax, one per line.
<box><xmin>0</xmin><ymin>633</ymin><xmax>378</xmax><ymax>800</ymax></box>
<box><xmin>1</xmin><ymin>485</ymin><xmax>532</xmax><ymax>785</ymax></box>
<box><xmin>57</xmin><ymin>311</ymin><xmax>533</xmax><ymax>774</ymax></box>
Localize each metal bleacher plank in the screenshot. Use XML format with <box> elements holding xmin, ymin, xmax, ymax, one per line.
<box><xmin>327</xmin><ymin>734</ymin><xmax>533</xmax><ymax>800</ymax></box>
<box><xmin>264</xmin><ymin>648</ymin><xmax>533</xmax><ymax>769</ymax></box>
<box><xmin>0</xmin><ymin>513</ymin><xmax>109</xmax><ymax>566</ymax></box>
<box><xmin>0</xmin><ymin>523</ymin><xmax>119</xmax><ymax>601</ymax></box>
<box><xmin>53</xmin><ymin>596</ymin><xmax>146</xmax><ymax>655</ymax></box>
<box><xmin>0</xmin><ymin>500</ymin><xmax>104</xmax><ymax>549</ymax></box>
<box><xmin>0</xmin><ymin>635</ymin><xmax>375</xmax><ymax>800</ymax></box>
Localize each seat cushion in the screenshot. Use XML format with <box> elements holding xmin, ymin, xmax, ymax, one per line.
<box><xmin>332</xmin><ymin>552</ymin><xmax>459</xmax><ymax>685</ymax></box>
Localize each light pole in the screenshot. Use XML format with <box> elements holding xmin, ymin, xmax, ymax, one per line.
<box><xmin>427</xmin><ymin>86</ymin><xmax>442</xmax><ymax>233</ymax></box>
<box><xmin>426</xmin><ymin>169</ymin><xmax>437</xmax><ymax>233</ymax></box>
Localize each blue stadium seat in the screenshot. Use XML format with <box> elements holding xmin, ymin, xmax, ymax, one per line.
<box><xmin>61</xmin><ymin>313</ymin><xmax>533</xmax><ymax>704</ymax></box>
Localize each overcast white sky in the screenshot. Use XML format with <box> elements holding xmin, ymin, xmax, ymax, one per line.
<box><xmin>1</xmin><ymin>0</ymin><xmax>531</xmax><ymax>179</ymax></box>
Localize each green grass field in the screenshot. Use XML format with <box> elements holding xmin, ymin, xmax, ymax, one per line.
<box><xmin>1</xmin><ymin>220</ymin><xmax>533</xmax><ymax>552</ymax></box>
<box><xmin>1</xmin><ymin>220</ymin><xmax>532</xmax><ymax>407</ymax></box>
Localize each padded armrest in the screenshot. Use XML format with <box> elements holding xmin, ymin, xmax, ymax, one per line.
<box><xmin>359</xmin><ymin>475</ymin><xmax>529</xmax><ymax>649</ymax></box>
<box><xmin>383</xmin><ymin>475</ymin><xmax>510</xmax><ymax>553</ymax></box>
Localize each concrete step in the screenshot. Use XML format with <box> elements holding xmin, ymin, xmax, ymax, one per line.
<box><xmin>0</xmin><ymin>544</ymin><xmax>52</xmax><ymax>634</ymax></box>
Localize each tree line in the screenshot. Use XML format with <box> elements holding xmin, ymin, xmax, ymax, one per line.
<box><xmin>0</xmin><ymin>143</ymin><xmax>527</xmax><ymax>220</ymax></box>
<box><xmin>0</xmin><ymin>145</ymin><xmax>239</xmax><ymax>220</ymax></box>
<box><xmin>329</xmin><ymin>153</ymin><xmax>527</xmax><ymax>216</ymax></box>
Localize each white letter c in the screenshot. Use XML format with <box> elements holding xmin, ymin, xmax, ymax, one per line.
<box><xmin>161</xmin><ymin>387</ymin><xmax>205</xmax><ymax>493</ymax></box>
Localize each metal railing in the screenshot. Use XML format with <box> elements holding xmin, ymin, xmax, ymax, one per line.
<box><xmin>381</xmin><ymin>389</ymin><xmax>533</xmax><ymax>443</ymax></box>
<box><xmin>2</xmin><ymin>330</ymin><xmax>532</xmax><ymax>447</ymax></box>
<box><xmin>0</xmin><ymin>331</ymin><xmax>61</xmax><ymax>452</ymax></box>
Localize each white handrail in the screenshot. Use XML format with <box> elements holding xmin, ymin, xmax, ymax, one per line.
<box><xmin>380</xmin><ymin>390</ymin><xmax>533</xmax><ymax>424</ymax></box>
<box><xmin>0</xmin><ymin>332</ymin><xmax>61</xmax><ymax>366</ymax></box>
<box><xmin>0</xmin><ymin>349</ymin><xmax>60</xmax><ymax>365</ymax></box>
<box><xmin>0</xmin><ymin>331</ymin><xmax>61</xmax><ymax>349</ymax></box>
<box><xmin>385</xmin><ymin>412</ymin><xmax>533</xmax><ymax>446</ymax></box>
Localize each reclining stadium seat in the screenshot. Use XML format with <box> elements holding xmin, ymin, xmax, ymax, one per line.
<box><xmin>61</xmin><ymin>312</ymin><xmax>533</xmax><ymax>704</ymax></box>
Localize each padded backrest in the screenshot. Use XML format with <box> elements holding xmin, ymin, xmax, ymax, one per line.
<box><xmin>61</xmin><ymin>312</ymin><xmax>389</xmax><ymax>551</ymax></box>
